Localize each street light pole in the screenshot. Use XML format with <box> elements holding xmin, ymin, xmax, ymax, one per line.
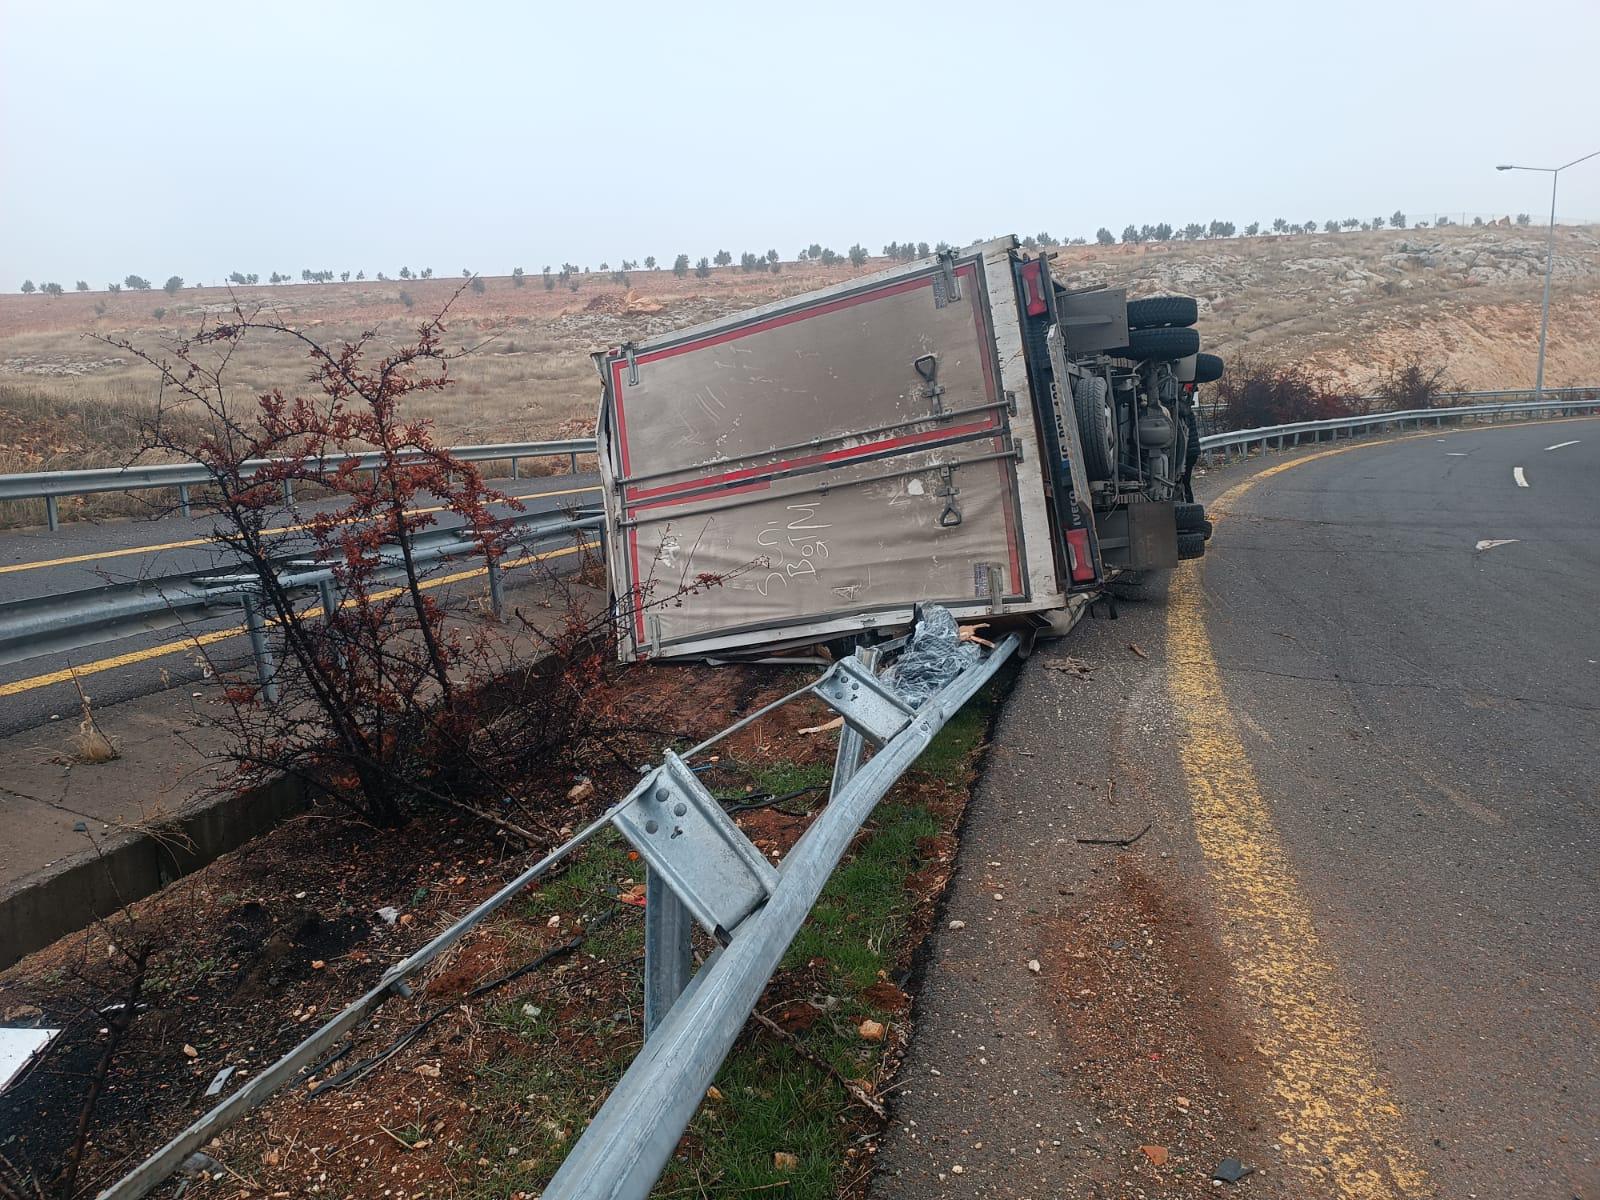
<box><xmin>1496</xmin><ymin>149</ymin><xmax>1600</xmax><ymax>400</ymax></box>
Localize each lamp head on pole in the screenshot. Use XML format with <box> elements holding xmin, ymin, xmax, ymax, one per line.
<box><xmin>1496</xmin><ymin>164</ymin><xmax>1515</xmax><ymax>171</ymax></box>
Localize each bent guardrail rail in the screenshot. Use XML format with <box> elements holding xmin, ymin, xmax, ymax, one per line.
<box><xmin>1199</xmin><ymin>391</ymin><xmax>1600</xmax><ymax>458</ymax></box>
<box><xmin>95</xmin><ymin>624</ymin><xmax>1017</xmax><ymax>1200</ymax></box>
<box><xmin>0</xmin><ymin>438</ymin><xmax>599</xmax><ymax>530</ymax></box>
<box><xmin>0</xmin><ymin>508</ymin><xmax>602</xmax><ymax>674</ymax></box>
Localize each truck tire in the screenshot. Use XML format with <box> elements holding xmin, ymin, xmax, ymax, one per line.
<box><xmin>1126</xmin><ymin>295</ymin><xmax>1198</xmax><ymax>330</ymax></box>
<box><xmin>1193</xmin><ymin>352</ymin><xmax>1225</xmax><ymax>384</ymax></box>
<box><xmin>1109</xmin><ymin>326</ymin><xmax>1201</xmax><ymax>362</ymax></box>
<box><xmin>1175</xmin><ymin>501</ymin><xmax>1209</xmax><ymax>534</ymax></box>
<box><xmin>1177</xmin><ymin>532</ymin><xmax>1207</xmax><ymax>560</ymax></box>
<box><xmin>1073</xmin><ymin>376</ymin><xmax>1115</xmax><ymax>481</ymax></box>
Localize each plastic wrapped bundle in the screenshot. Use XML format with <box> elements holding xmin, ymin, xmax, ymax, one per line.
<box><xmin>886</xmin><ymin>605</ymin><xmax>981</xmax><ymax>709</ymax></box>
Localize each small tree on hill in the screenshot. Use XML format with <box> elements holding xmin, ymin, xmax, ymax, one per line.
<box><xmin>356</xmin><ymin>270</ymin><xmax>366</xmax><ymax>280</ymax></box>
<box><xmin>1121</xmin><ymin>225</ymin><xmax>1142</xmax><ymax>244</ymax></box>
<box><xmin>126</xmin><ymin>274</ymin><xmax>152</xmax><ymax>290</ymax></box>
<box><xmin>512</xmin><ymin>266</ymin><xmax>526</xmax><ymax>287</ymax></box>
<box><xmin>41</xmin><ymin>281</ymin><xmax>64</xmax><ymax>297</ymax></box>
<box><xmin>1183</xmin><ymin>223</ymin><xmax>1205</xmax><ymax>240</ymax></box>
<box><xmin>543</xmin><ymin>265</ymin><xmax>555</xmax><ymax>289</ymax></box>
<box><xmin>1095</xmin><ymin>227</ymin><xmax>1114</xmax><ymax>245</ymax></box>
<box><xmin>645</xmin><ymin>256</ymin><xmax>657</xmax><ymax>269</ymax></box>
<box><xmin>470</xmin><ymin>276</ymin><xmax>486</xmax><ymax>294</ymax></box>
<box><xmin>75</xmin><ymin>280</ymin><xmax>89</xmax><ymax>292</ymax></box>
<box><xmin>808</xmin><ymin>243</ymin><xmax>824</xmax><ymax>261</ymax></box>
<box><xmin>848</xmin><ymin>243</ymin><xmax>868</xmax><ymax>266</ymax></box>
<box><xmin>1272</xmin><ymin>218</ymin><xmax>1287</xmax><ymax>233</ymax></box>
<box><xmin>694</xmin><ymin>256</ymin><xmax>711</xmax><ymax>278</ymax></box>
<box><xmin>1390</xmin><ymin>211</ymin><xmax>1407</xmax><ymax>229</ymax></box>
<box><xmin>164</xmin><ymin>276</ymin><xmax>184</xmax><ymax>295</ymax></box>
<box><xmin>399</xmin><ymin>267</ymin><xmax>412</xmax><ymax>279</ymax></box>
<box><xmin>1375</xmin><ymin>353</ymin><xmax>1451</xmax><ymax>410</ymax></box>
<box><xmin>673</xmin><ymin>254</ymin><xmax>689</xmax><ymax>277</ymax></box>
<box><xmin>1515</xmin><ymin>213</ymin><xmax>1531</xmax><ymax>225</ymax></box>
<box><xmin>108</xmin><ymin>282</ymin><xmax>121</xmax><ymax>293</ymax></box>
<box><xmin>20</xmin><ymin>280</ymin><xmax>34</xmax><ymax>294</ymax></box>
<box><xmin>713</xmin><ymin>250</ymin><xmax>732</xmax><ymax>267</ymax></box>
<box><xmin>1372</xmin><ymin>216</ymin><xmax>1385</xmax><ymax>231</ymax></box>
<box><xmin>1244</xmin><ymin>222</ymin><xmax>1259</xmax><ymax>237</ymax></box>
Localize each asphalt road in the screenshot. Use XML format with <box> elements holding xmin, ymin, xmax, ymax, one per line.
<box><xmin>0</xmin><ymin>473</ymin><xmax>602</xmax><ymax>734</ymax></box>
<box><xmin>875</xmin><ymin>417</ymin><xmax>1598</xmax><ymax>1199</ymax></box>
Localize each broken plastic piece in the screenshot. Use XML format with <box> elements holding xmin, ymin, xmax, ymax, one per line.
<box><xmin>1212</xmin><ymin>1157</ymin><xmax>1253</xmax><ymax>1183</ymax></box>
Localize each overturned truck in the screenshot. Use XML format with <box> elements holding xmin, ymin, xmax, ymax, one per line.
<box><xmin>594</xmin><ymin>235</ymin><xmax>1223</xmax><ymax>661</ymax></box>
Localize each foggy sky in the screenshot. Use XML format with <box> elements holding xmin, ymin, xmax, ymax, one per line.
<box><xmin>3</xmin><ymin>0</ymin><xmax>1598</xmax><ymax>289</ymax></box>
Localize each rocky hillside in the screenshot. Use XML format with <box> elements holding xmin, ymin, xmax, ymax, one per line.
<box><xmin>1049</xmin><ymin>224</ymin><xmax>1600</xmax><ymax>393</ymax></box>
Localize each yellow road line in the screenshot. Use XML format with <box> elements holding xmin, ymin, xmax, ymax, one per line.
<box><xmin>0</xmin><ymin>484</ymin><xmax>601</xmax><ymax>576</ymax></box>
<box><xmin>0</xmin><ymin>542</ymin><xmax>593</xmax><ymax>699</ymax></box>
<box><xmin>1164</xmin><ymin>438</ymin><xmax>1432</xmax><ymax>1195</ymax></box>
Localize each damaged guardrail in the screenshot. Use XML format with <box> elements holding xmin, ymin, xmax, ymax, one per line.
<box><xmin>1199</xmin><ymin>391</ymin><xmax>1600</xmax><ymax>460</ymax></box>
<box><xmin>0</xmin><ymin>438</ymin><xmax>598</xmax><ymax>531</ymax></box>
<box><xmin>95</xmin><ymin>609</ymin><xmax>1016</xmax><ymax>1200</ymax></box>
<box><xmin>0</xmin><ymin>508</ymin><xmax>602</xmax><ymax>676</ymax></box>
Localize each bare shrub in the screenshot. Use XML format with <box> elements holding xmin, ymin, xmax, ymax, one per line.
<box><xmin>1374</xmin><ymin>353</ymin><xmax>1453</xmax><ymax>410</ymax></box>
<box><xmin>1212</xmin><ymin>356</ymin><xmax>1358</xmax><ymax>430</ymax></box>
<box><xmin>99</xmin><ymin>291</ymin><xmax>715</xmax><ymax>831</ymax></box>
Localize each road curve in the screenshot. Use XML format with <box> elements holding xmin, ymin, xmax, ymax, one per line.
<box><xmin>872</xmin><ymin>416</ymin><xmax>1598</xmax><ymax>1200</ymax></box>
<box><xmin>1185</xmin><ymin>417</ymin><xmax>1598</xmax><ymax>1197</ymax></box>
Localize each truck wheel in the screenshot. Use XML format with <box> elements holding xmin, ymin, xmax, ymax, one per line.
<box><xmin>1126</xmin><ymin>295</ymin><xmax>1198</xmax><ymax>329</ymax></box>
<box><xmin>1175</xmin><ymin>501</ymin><xmax>1208</xmax><ymax>533</ymax></box>
<box><xmin>1073</xmin><ymin>376</ymin><xmax>1115</xmax><ymax>481</ymax></box>
<box><xmin>1109</xmin><ymin>326</ymin><xmax>1201</xmax><ymax>362</ymax></box>
<box><xmin>1177</xmin><ymin>532</ymin><xmax>1207</xmax><ymax>560</ymax></box>
<box><xmin>1193</xmin><ymin>352</ymin><xmax>1225</xmax><ymax>383</ymax></box>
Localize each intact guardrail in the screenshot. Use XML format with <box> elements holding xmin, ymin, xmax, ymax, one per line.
<box><xmin>0</xmin><ymin>508</ymin><xmax>603</xmax><ymax>685</ymax></box>
<box><xmin>0</xmin><ymin>438</ymin><xmax>599</xmax><ymax>531</ymax></box>
<box><xmin>95</xmin><ymin>622</ymin><xmax>1016</xmax><ymax>1200</ymax></box>
<box><xmin>1198</xmin><ymin>389</ymin><xmax>1600</xmax><ymax>459</ymax></box>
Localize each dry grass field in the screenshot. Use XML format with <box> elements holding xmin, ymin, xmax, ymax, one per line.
<box><xmin>3</xmin><ymin>224</ymin><xmax>1598</xmax><ymax>515</ymax></box>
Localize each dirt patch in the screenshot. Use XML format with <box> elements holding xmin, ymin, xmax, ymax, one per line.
<box><xmin>1040</xmin><ymin>853</ymin><xmax>1282</xmax><ymax>1193</ymax></box>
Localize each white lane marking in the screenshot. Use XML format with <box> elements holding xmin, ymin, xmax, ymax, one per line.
<box><xmin>1545</xmin><ymin>440</ymin><xmax>1579</xmax><ymax>451</ymax></box>
<box><xmin>1513</xmin><ymin>467</ymin><xmax>1529</xmax><ymax>488</ymax></box>
<box><xmin>1475</xmin><ymin>539</ymin><xmax>1519</xmax><ymax>551</ymax></box>
<box><xmin>1445</xmin><ymin>452</ymin><xmax>1468</xmax><ymax>456</ymax></box>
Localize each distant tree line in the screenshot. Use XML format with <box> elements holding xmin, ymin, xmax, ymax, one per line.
<box><xmin>16</xmin><ymin>211</ymin><xmax>1554</xmax><ymax>297</ymax></box>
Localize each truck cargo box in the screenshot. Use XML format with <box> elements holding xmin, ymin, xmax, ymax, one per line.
<box><xmin>595</xmin><ymin>238</ymin><xmax>1099</xmax><ymax>661</ymax></box>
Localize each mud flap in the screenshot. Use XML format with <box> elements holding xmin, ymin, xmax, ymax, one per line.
<box><xmin>1093</xmin><ymin>501</ymin><xmax>1179</xmax><ymax>571</ymax></box>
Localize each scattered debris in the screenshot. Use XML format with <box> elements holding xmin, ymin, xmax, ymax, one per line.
<box><xmin>1027</xmin><ymin>959</ymin><xmax>1042</xmax><ymax>974</ymax></box>
<box><xmin>799</xmin><ymin>716</ymin><xmax>845</xmax><ymax>735</ymax></box>
<box><xmin>1474</xmin><ymin>538</ymin><xmax>1518</xmax><ymax>551</ymax></box>
<box><xmin>375</xmin><ymin>906</ymin><xmax>399</xmax><ymax>925</ymax></box>
<box><xmin>1212</xmin><ymin>1157</ymin><xmax>1253</xmax><ymax>1183</ymax></box>
<box><xmin>203</xmin><ymin>1066</ymin><xmax>235</xmax><ymax>1097</ymax></box>
<box><xmin>947</xmin><ymin>919</ymin><xmax>966</xmax><ymax>930</ymax></box>
<box><xmin>1140</xmin><ymin>1144</ymin><xmax>1170</xmax><ymax>1166</ymax></box>
<box><xmin>567</xmin><ymin>777</ymin><xmax>595</xmax><ymax>803</ymax></box>
<box><xmin>181</xmin><ymin>1043</ymin><xmax>197</xmax><ymax>1059</ymax></box>
<box><xmin>857</xmin><ymin>1019</ymin><xmax>886</xmax><ymax>1042</ymax></box>
<box><xmin>1076</xmin><ymin>822</ymin><xmax>1153</xmax><ymax>848</ymax></box>
<box><xmin>772</xmin><ymin>1151</ymin><xmax>799</xmax><ymax>1173</ymax></box>
<box><xmin>1127</xmin><ymin>643</ymin><xmax>1149</xmax><ymax>660</ymax></box>
<box><xmin>1044</xmin><ymin>656</ymin><xmax>1096</xmax><ymax>676</ymax></box>
<box><xmin>0</xmin><ymin>1027</ymin><xmax>57</xmax><ymax>1092</ymax></box>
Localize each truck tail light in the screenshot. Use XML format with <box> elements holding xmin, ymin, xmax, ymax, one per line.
<box><xmin>1020</xmin><ymin>258</ymin><xmax>1048</xmax><ymax>316</ymax></box>
<box><xmin>1065</xmin><ymin>528</ymin><xmax>1096</xmax><ymax>582</ymax></box>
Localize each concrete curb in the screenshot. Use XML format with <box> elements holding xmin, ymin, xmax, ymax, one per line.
<box><xmin>0</xmin><ymin>772</ymin><xmax>309</xmax><ymax>971</ymax></box>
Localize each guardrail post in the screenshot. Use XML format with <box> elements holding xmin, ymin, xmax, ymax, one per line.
<box><xmin>511</xmin><ymin>456</ymin><xmax>520</xmax><ymax>480</ymax></box>
<box><xmin>486</xmin><ymin>556</ymin><xmax>504</xmax><ymax>617</ymax></box>
<box><xmin>282</xmin><ymin>479</ymin><xmax>295</xmax><ymax>508</ymax></box>
<box><xmin>178</xmin><ymin>484</ymin><xmax>192</xmax><ymax>519</ymax></box>
<box><xmin>317</xmin><ymin>579</ymin><xmax>339</xmax><ymax>622</ymax></box>
<box><xmin>643</xmin><ymin>869</ymin><xmax>694</xmax><ymax>1037</ymax></box>
<box><xmin>569</xmin><ymin>451</ymin><xmax>578</xmax><ymax>474</ymax></box>
<box><xmin>44</xmin><ymin>495</ymin><xmax>58</xmax><ymax>532</ymax></box>
<box><xmin>241</xmin><ymin>593</ymin><xmax>280</xmax><ymax>705</ymax></box>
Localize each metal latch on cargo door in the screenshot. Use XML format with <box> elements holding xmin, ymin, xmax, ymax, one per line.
<box><xmin>936</xmin><ymin>466</ymin><xmax>962</xmax><ymax>527</ymax></box>
<box><xmin>623</xmin><ymin>343</ymin><xmax>639</xmax><ymax>386</ymax></box>
<box><xmin>914</xmin><ymin>354</ymin><xmax>946</xmax><ymax>418</ymax></box>
<box><xmin>931</xmin><ymin>253</ymin><xmax>962</xmax><ymax>308</ymax></box>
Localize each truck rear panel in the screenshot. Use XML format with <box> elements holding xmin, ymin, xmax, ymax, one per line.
<box><xmin>596</xmin><ymin>241</ymin><xmax>1074</xmax><ymax>660</ymax></box>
